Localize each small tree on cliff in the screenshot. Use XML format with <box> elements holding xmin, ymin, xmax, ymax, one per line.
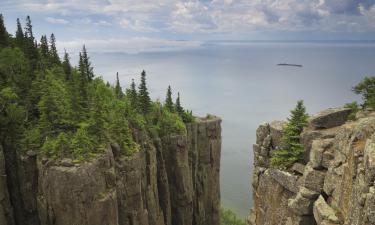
<box><xmin>271</xmin><ymin>100</ymin><xmax>308</xmax><ymax>169</ymax></box>
<box><xmin>353</xmin><ymin>76</ymin><xmax>375</xmax><ymax>109</ymax></box>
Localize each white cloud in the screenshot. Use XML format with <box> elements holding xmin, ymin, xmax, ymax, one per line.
<box><xmin>45</xmin><ymin>17</ymin><xmax>69</xmax><ymax>24</ymax></box>
<box><xmin>56</xmin><ymin>37</ymin><xmax>202</xmax><ymax>54</ymax></box>
<box><xmin>5</xmin><ymin>0</ymin><xmax>375</xmax><ymax>34</ymax></box>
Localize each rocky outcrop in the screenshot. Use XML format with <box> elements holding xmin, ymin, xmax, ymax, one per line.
<box><xmin>248</xmin><ymin>108</ymin><xmax>375</xmax><ymax>225</ymax></box>
<box><xmin>0</xmin><ymin>117</ymin><xmax>222</xmax><ymax>225</ymax></box>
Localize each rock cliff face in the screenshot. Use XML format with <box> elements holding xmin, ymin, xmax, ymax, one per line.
<box><xmin>0</xmin><ymin>117</ymin><xmax>221</xmax><ymax>225</ymax></box>
<box><xmin>248</xmin><ymin>108</ymin><xmax>375</xmax><ymax>225</ymax></box>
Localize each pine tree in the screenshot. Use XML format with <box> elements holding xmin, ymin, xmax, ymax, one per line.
<box><xmin>62</xmin><ymin>50</ymin><xmax>72</xmax><ymax>81</ymax></box>
<box><xmin>0</xmin><ymin>14</ymin><xmax>8</xmax><ymax>48</ymax></box>
<box><xmin>138</xmin><ymin>70</ymin><xmax>151</xmax><ymax>114</ymax></box>
<box><xmin>24</xmin><ymin>16</ymin><xmax>34</xmax><ymax>41</ymax></box>
<box><xmin>23</xmin><ymin>16</ymin><xmax>39</xmax><ymax>71</ymax></box>
<box><xmin>165</xmin><ymin>85</ymin><xmax>174</xmax><ymax>112</ymax></box>
<box><xmin>81</xmin><ymin>45</ymin><xmax>94</xmax><ymax>81</ymax></box>
<box><xmin>126</xmin><ymin>79</ymin><xmax>138</xmax><ymax>109</ymax></box>
<box><xmin>114</xmin><ymin>72</ymin><xmax>124</xmax><ymax>99</ymax></box>
<box><xmin>77</xmin><ymin>52</ymin><xmax>88</xmax><ymax>110</ymax></box>
<box><xmin>271</xmin><ymin>100</ymin><xmax>308</xmax><ymax>169</ymax></box>
<box><xmin>175</xmin><ymin>92</ymin><xmax>184</xmax><ymax>115</ymax></box>
<box><xmin>49</xmin><ymin>33</ymin><xmax>60</xmax><ymax>65</ymax></box>
<box><xmin>40</xmin><ymin>35</ymin><xmax>49</xmax><ymax>58</ymax></box>
<box><xmin>15</xmin><ymin>18</ymin><xmax>24</xmax><ymax>49</ymax></box>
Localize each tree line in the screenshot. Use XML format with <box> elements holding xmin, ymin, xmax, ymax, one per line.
<box><xmin>0</xmin><ymin>14</ymin><xmax>193</xmax><ymax>160</ymax></box>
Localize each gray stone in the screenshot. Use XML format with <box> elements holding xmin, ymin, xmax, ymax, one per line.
<box><xmin>292</xmin><ymin>163</ymin><xmax>305</xmax><ymax>175</ymax></box>
<box><xmin>303</xmin><ymin>165</ymin><xmax>326</xmax><ymax>192</ymax></box>
<box><xmin>269</xmin><ymin>121</ymin><xmax>286</xmax><ymax>149</ymax></box>
<box><xmin>299</xmin><ymin>187</ymin><xmax>320</xmax><ymax>200</ymax></box>
<box><xmin>288</xmin><ymin>192</ymin><xmax>314</xmax><ymax>216</ymax></box>
<box><xmin>269</xmin><ymin>169</ymin><xmax>299</xmax><ymax>193</ymax></box>
<box><xmin>309</xmin><ymin>107</ymin><xmax>352</xmax><ymax>129</ymax></box>
<box><xmin>313</xmin><ymin>196</ymin><xmax>340</xmax><ymax>225</ymax></box>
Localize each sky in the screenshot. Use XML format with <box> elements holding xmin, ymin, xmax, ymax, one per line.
<box><xmin>1</xmin><ymin>0</ymin><xmax>375</xmax><ymax>53</ymax></box>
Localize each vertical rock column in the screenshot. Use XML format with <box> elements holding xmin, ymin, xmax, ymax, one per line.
<box><xmin>0</xmin><ymin>147</ymin><xmax>14</xmax><ymax>225</ymax></box>
<box><xmin>188</xmin><ymin>118</ymin><xmax>221</xmax><ymax>225</ymax></box>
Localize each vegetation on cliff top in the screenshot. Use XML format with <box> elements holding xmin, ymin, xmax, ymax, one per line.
<box><xmin>0</xmin><ymin>15</ymin><xmax>194</xmax><ymax>161</ymax></box>
<box><xmin>220</xmin><ymin>208</ymin><xmax>246</xmax><ymax>225</ymax></box>
<box><xmin>271</xmin><ymin>100</ymin><xmax>309</xmax><ymax>169</ymax></box>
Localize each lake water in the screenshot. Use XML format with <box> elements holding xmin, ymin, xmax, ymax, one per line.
<box><xmin>85</xmin><ymin>41</ymin><xmax>375</xmax><ymax>218</ymax></box>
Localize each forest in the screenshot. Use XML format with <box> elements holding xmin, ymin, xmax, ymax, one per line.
<box><xmin>0</xmin><ymin>14</ymin><xmax>194</xmax><ymax>162</ymax></box>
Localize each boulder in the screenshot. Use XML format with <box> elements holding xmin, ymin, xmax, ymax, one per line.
<box><xmin>313</xmin><ymin>196</ymin><xmax>340</xmax><ymax>225</ymax></box>
<box><xmin>269</xmin><ymin>169</ymin><xmax>299</xmax><ymax>193</ymax></box>
<box><xmin>269</xmin><ymin>121</ymin><xmax>286</xmax><ymax>149</ymax></box>
<box><xmin>303</xmin><ymin>165</ymin><xmax>326</xmax><ymax>192</ymax></box>
<box><xmin>288</xmin><ymin>192</ymin><xmax>314</xmax><ymax>216</ymax></box>
<box><xmin>299</xmin><ymin>187</ymin><xmax>320</xmax><ymax>200</ymax></box>
<box><xmin>291</xmin><ymin>163</ymin><xmax>305</xmax><ymax>175</ymax></box>
<box><xmin>309</xmin><ymin>108</ymin><xmax>352</xmax><ymax>129</ymax></box>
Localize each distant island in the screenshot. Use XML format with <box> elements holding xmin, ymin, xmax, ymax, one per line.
<box><xmin>277</xmin><ymin>63</ymin><xmax>303</xmax><ymax>67</ymax></box>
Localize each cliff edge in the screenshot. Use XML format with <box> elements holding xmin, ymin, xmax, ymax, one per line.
<box><xmin>248</xmin><ymin>108</ymin><xmax>375</xmax><ymax>225</ymax></box>
<box><xmin>0</xmin><ymin>117</ymin><xmax>221</xmax><ymax>225</ymax></box>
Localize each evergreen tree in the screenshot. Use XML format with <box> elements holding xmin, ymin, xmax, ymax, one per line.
<box><xmin>15</xmin><ymin>18</ymin><xmax>24</xmax><ymax>49</ymax></box>
<box><xmin>271</xmin><ymin>100</ymin><xmax>308</xmax><ymax>169</ymax></box>
<box><xmin>62</xmin><ymin>50</ymin><xmax>72</xmax><ymax>81</ymax></box>
<box><xmin>77</xmin><ymin>52</ymin><xmax>88</xmax><ymax>110</ymax></box>
<box><xmin>114</xmin><ymin>72</ymin><xmax>124</xmax><ymax>99</ymax></box>
<box><xmin>126</xmin><ymin>79</ymin><xmax>138</xmax><ymax>109</ymax></box>
<box><xmin>138</xmin><ymin>70</ymin><xmax>151</xmax><ymax>114</ymax></box>
<box><xmin>23</xmin><ymin>16</ymin><xmax>39</xmax><ymax>71</ymax></box>
<box><xmin>40</xmin><ymin>35</ymin><xmax>49</xmax><ymax>58</ymax></box>
<box><xmin>49</xmin><ymin>33</ymin><xmax>60</xmax><ymax>65</ymax></box>
<box><xmin>81</xmin><ymin>45</ymin><xmax>94</xmax><ymax>81</ymax></box>
<box><xmin>165</xmin><ymin>85</ymin><xmax>174</xmax><ymax>112</ymax></box>
<box><xmin>24</xmin><ymin>16</ymin><xmax>34</xmax><ymax>41</ymax></box>
<box><xmin>0</xmin><ymin>14</ymin><xmax>8</xmax><ymax>48</ymax></box>
<box><xmin>175</xmin><ymin>92</ymin><xmax>184</xmax><ymax>115</ymax></box>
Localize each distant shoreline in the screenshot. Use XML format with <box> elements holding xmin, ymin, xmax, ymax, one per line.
<box><xmin>277</xmin><ymin>63</ymin><xmax>303</xmax><ymax>67</ymax></box>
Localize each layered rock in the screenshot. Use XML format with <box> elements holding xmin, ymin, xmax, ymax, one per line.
<box><xmin>248</xmin><ymin>108</ymin><xmax>375</xmax><ymax>225</ymax></box>
<box><xmin>0</xmin><ymin>117</ymin><xmax>222</xmax><ymax>225</ymax></box>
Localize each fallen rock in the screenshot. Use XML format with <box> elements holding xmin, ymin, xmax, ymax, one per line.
<box><xmin>291</xmin><ymin>163</ymin><xmax>305</xmax><ymax>175</ymax></box>
<box><xmin>299</xmin><ymin>187</ymin><xmax>320</xmax><ymax>200</ymax></box>
<box><xmin>303</xmin><ymin>165</ymin><xmax>326</xmax><ymax>192</ymax></box>
<box><xmin>309</xmin><ymin>108</ymin><xmax>352</xmax><ymax>129</ymax></box>
<box><xmin>313</xmin><ymin>196</ymin><xmax>340</xmax><ymax>225</ymax></box>
<box><xmin>269</xmin><ymin>121</ymin><xmax>286</xmax><ymax>149</ymax></box>
<box><xmin>269</xmin><ymin>169</ymin><xmax>299</xmax><ymax>193</ymax></box>
<box><xmin>288</xmin><ymin>192</ymin><xmax>314</xmax><ymax>216</ymax></box>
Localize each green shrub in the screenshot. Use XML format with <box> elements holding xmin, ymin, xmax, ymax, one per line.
<box><xmin>220</xmin><ymin>208</ymin><xmax>246</xmax><ymax>225</ymax></box>
<box><xmin>344</xmin><ymin>101</ymin><xmax>359</xmax><ymax>120</ymax></box>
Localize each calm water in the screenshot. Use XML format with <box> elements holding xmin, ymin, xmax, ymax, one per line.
<box><xmin>85</xmin><ymin>41</ymin><xmax>374</xmax><ymax>218</ymax></box>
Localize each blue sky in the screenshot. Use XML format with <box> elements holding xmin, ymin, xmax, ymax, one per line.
<box><xmin>1</xmin><ymin>0</ymin><xmax>375</xmax><ymax>53</ymax></box>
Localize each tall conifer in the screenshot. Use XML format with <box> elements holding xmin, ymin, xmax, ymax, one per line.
<box><xmin>49</xmin><ymin>33</ymin><xmax>60</xmax><ymax>64</ymax></box>
<box><xmin>0</xmin><ymin>14</ymin><xmax>8</xmax><ymax>48</ymax></box>
<box><xmin>62</xmin><ymin>50</ymin><xmax>72</xmax><ymax>81</ymax></box>
<box><xmin>40</xmin><ymin>35</ymin><xmax>49</xmax><ymax>58</ymax></box>
<box><xmin>81</xmin><ymin>45</ymin><xmax>93</xmax><ymax>81</ymax></box>
<box><xmin>175</xmin><ymin>92</ymin><xmax>184</xmax><ymax>115</ymax></box>
<box><xmin>165</xmin><ymin>85</ymin><xmax>174</xmax><ymax>112</ymax></box>
<box><xmin>115</xmin><ymin>72</ymin><xmax>124</xmax><ymax>99</ymax></box>
<box><xmin>15</xmin><ymin>18</ymin><xmax>24</xmax><ymax>49</ymax></box>
<box><xmin>138</xmin><ymin>70</ymin><xmax>151</xmax><ymax>114</ymax></box>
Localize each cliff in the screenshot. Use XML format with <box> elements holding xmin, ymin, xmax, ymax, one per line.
<box><xmin>0</xmin><ymin>117</ymin><xmax>221</xmax><ymax>225</ymax></box>
<box><xmin>248</xmin><ymin>108</ymin><xmax>375</xmax><ymax>225</ymax></box>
